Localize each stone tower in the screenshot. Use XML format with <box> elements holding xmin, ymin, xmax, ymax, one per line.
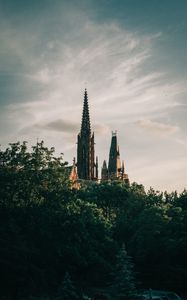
<box><xmin>77</xmin><ymin>89</ymin><xmax>98</xmax><ymax>180</ymax></box>
<box><xmin>108</xmin><ymin>131</ymin><xmax>121</xmax><ymax>179</ymax></box>
<box><xmin>101</xmin><ymin>131</ymin><xmax>129</xmax><ymax>184</ymax></box>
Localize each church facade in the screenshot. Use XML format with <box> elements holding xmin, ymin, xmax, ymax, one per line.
<box><xmin>69</xmin><ymin>89</ymin><xmax>129</xmax><ymax>185</ymax></box>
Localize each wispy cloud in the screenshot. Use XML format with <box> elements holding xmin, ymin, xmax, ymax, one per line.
<box><xmin>0</xmin><ymin>3</ymin><xmax>186</xmax><ymax>192</ymax></box>
<box><xmin>135</xmin><ymin>119</ymin><xmax>179</xmax><ymax>136</ymax></box>
<box><xmin>38</xmin><ymin>119</ymin><xmax>79</xmax><ymax>133</ymax></box>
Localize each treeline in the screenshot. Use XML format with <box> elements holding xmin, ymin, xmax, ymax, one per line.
<box><xmin>0</xmin><ymin>142</ymin><xmax>187</xmax><ymax>299</ymax></box>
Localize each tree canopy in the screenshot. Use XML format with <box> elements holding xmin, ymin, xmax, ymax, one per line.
<box><xmin>0</xmin><ymin>142</ymin><xmax>187</xmax><ymax>299</ymax></box>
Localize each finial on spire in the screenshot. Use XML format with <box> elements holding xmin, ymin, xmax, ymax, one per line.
<box><xmin>112</xmin><ymin>130</ymin><xmax>117</xmax><ymax>137</ymax></box>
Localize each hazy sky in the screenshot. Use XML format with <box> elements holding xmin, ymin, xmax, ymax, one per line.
<box><xmin>0</xmin><ymin>0</ymin><xmax>187</xmax><ymax>192</ymax></box>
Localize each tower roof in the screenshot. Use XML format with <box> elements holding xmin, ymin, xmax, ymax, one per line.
<box><xmin>80</xmin><ymin>89</ymin><xmax>91</xmax><ymax>135</ymax></box>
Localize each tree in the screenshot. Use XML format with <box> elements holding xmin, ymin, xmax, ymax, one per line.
<box><xmin>0</xmin><ymin>141</ymin><xmax>69</xmax><ymax>207</ymax></box>
<box><xmin>56</xmin><ymin>272</ymin><xmax>79</xmax><ymax>300</ymax></box>
<box><xmin>111</xmin><ymin>245</ymin><xmax>137</xmax><ymax>300</ymax></box>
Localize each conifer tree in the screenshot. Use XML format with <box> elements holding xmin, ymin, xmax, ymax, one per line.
<box><xmin>56</xmin><ymin>272</ymin><xmax>79</xmax><ymax>300</ymax></box>
<box><xmin>112</xmin><ymin>244</ymin><xmax>137</xmax><ymax>300</ymax></box>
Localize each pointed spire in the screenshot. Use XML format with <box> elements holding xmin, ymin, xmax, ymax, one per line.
<box><xmin>101</xmin><ymin>159</ymin><xmax>108</xmax><ymax>181</ymax></box>
<box><xmin>117</xmin><ymin>145</ymin><xmax>120</xmax><ymax>156</ymax></box>
<box><xmin>102</xmin><ymin>160</ymin><xmax>107</xmax><ymax>169</ymax></box>
<box><xmin>121</xmin><ymin>160</ymin><xmax>125</xmax><ymax>174</ymax></box>
<box><xmin>108</xmin><ymin>132</ymin><xmax>122</xmax><ymax>179</ymax></box>
<box><xmin>96</xmin><ymin>156</ymin><xmax>98</xmax><ymax>179</ymax></box>
<box><xmin>77</xmin><ymin>89</ymin><xmax>97</xmax><ymax>181</ymax></box>
<box><xmin>69</xmin><ymin>157</ymin><xmax>78</xmax><ymax>182</ymax></box>
<box><xmin>81</xmin><ymin>89</ymin><xmax>91</xmax><ymax>135</ymax></box>
<box><xmin>108</xmin><ymin>132</ymin><xmax>118</xmax><ymax>176</ymax></box>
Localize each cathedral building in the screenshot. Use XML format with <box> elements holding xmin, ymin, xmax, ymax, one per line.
<box><xmin>69</xmin><ymin>89</ymin><xmax>129</xmax><ymax>185</ymax></box>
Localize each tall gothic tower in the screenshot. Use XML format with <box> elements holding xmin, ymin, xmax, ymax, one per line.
<box><xmin>108</xmin><ymin>131</ymin><xmax>121</xmax><ymax>179</ymax></box>
<box><xmin>101</xmin><ymin>131</ymin><xmax>129</xmax><ymax>184</ymax></box>
<box><xmin>77</xmin><ymin>89</ymin><xmax>98</xmax><ymax>180</ymax></box>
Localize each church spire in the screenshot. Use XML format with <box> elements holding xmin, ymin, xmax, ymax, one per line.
<box><xmin>108</xmin><ymin>131</ymin><xmax>118</xmax><ymax>178</ymax></box>
<box><xmin>101</xmin><ymin>160</ymin><xmax>108</xmax><ymax>181</ymax></box>
<box><xmin>81</xmin><ymin>89</ymin><xmax>91</xmax><ymax>136</ymax></box>
<box><xmin>107</xmin><ymin>131</ymin><xmax>129</xmax><ymax>183</ymax></box>
<box><xmin>77</xmin><ymin>89</ymin><xmax>98</xmax><ymax>181</ymax></box>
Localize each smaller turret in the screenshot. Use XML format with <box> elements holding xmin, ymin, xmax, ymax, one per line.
<box><xmin>95</xmin><ymin>156</ymin><xmax>99</xmax><ymax>179</ymax></box>
<box><xmin>101</xmin><ymin>160</ymin><xmax>108</xmax><ymax>181</ymax></box>
<box><xmin>69</xmin><ymin>157</ymin><xmax>78</xmax><ymax>182</ymax></box>
<box><xmin>121</xmin><ymin>160</ymin><xmax>125</xmax><ymax>176</ymax></box>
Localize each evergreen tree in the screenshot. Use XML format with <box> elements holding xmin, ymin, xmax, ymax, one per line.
<box><xmin>56</xmin><ymin>272</ymin><xmax>79</xmax><ymax>300</ymax></box>
<box><xmin>111</xmin><ymin>245</ymin><xmax>137</xmax><ymax>300</ymax></box>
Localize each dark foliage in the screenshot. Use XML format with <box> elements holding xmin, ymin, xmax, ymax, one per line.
<box><xmin>0</xmin><ymin>142</ymin><xmax>187</xmax><ymax>299</ymax></box>
<box><xmin>56</xmin><ymin>272</ymin><xmax>79</xmax><ymax>300</ymax></box>
<box><xmin>111</xmin><ymin>244</ymin><xmax>137</xmax><ymax>300</ymax></box>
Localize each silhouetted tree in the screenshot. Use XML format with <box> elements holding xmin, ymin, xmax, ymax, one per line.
<box><xmin>111</xmin><ymin>245</ymin><xmax>137</xmax><ymax>300</ymax></box>
<box><xmin>56</xmin><ymin>272</ymin><xmax>79</xmax><ymax>300</ymax></box>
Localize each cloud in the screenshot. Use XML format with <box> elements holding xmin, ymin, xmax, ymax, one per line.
<box><xmin>33</xmin><ymin>119</ymin><xmax>110</xmax><ymax>136</ymax></box>
<box><xmin>135</xmin><ymin>119</ymin><xmax>179</xmax><ymax>136</ymax></box>
<box><xmin>27</xmin><ymin>68</ymin><xmax>51</xmax><ymax>84</ymax></box>
<box><xmin>0</xmin><ymin>3</ymin><xmax>187</xmax><ymax>192</ymax></box>
<box><xmin>38</xmin><ymin>119</ymin><xmax>79</xmax><ymax>133</ymax></box>
<box><xmin>93</xmin><ymin>124</ymin><xmax>110</xmax><ymax>135</ymax></box>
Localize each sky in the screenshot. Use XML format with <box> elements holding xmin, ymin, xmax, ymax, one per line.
<box><xmin>0</xmin><ymin>0</ymin><xmax>187</xmax><ymax>192</ymax></box>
